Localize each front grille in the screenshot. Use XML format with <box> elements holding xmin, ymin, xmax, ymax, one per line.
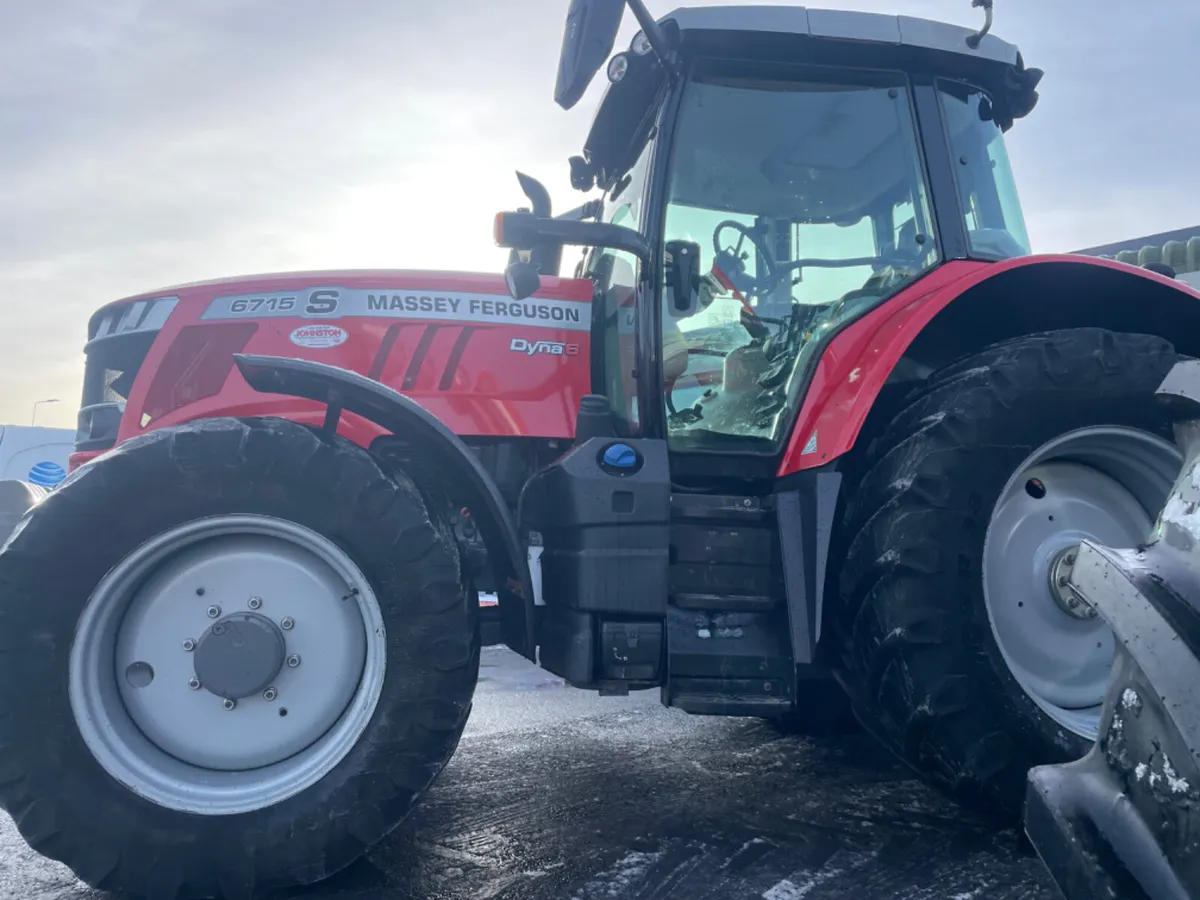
<box><xmin>83</xmin><ymin>364</ymin><xmax>140</xmax><ymax>408</ymax></box>
<box><xmin>76</xmin><ymin>296</ymin><xmax>178</xmax><ymax>451</ymax></box>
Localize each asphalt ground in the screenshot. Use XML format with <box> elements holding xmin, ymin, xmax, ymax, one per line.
<box><xmin>0</xmin><ymin>648</ymin><xmax>1062</xmax><ymax>900</ymax></box>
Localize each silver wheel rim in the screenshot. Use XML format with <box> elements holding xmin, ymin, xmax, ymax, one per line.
<box><xmin>983</xmin><ymin>426</ymin><xmax>1180</xmax><ymax>740</ymax></box>
<box><xmin>68</xmin><ymin>514</ymin><xmax>387</xmax><ymax>816</ymax></box>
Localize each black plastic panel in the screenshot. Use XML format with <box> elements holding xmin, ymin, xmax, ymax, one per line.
<box><xmin>600</xmin><ymin>621</ymin><xmax>663</xmax><ymax>681</ymax></box>
<box><xmin>538</xmin><ymin>607</ymin><xmax>595</xmax><ymax>686</ymax></box>
<box><xmin>776</xmin><ymin>472</ymin><xmax>842</xmax><ymax>665</ymax></box>
<box><xmin>74</xmin><ymin>402</ymin><xmax>124</xmax><ymax>452</ymax></box>
<box><xmin>520</xmin><ymin>437</ymin><xmax>670</xmax><ymax>616</ymax></box>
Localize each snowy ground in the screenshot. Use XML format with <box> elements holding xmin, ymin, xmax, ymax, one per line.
<box><xmin>0</xmin><ymin>648</ymin><xmax>1060</xmax><ymax>900</ymax></box>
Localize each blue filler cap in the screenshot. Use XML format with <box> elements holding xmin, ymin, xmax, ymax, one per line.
<box><xmin>601</xmin><ymin>443</ymin><xmax>638</xmax><ymax>470</ymax></box>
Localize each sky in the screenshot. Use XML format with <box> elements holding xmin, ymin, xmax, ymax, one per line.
<box><xmin>2</xmin><ymin>0</ymin><xmax>1197</xmax><ymax>429</ymax></box>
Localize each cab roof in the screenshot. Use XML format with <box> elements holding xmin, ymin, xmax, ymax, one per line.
<box><xmin>660</xmin><ymin>6</ymin><xmax>1021</xmax><ymax>68</ymax></box>
<box><xmin>579</xmin><ymin>4</ymin><xmax>1039</xmax><ymax>191</ymax></box>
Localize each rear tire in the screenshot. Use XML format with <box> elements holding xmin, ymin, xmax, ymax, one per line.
<box><xmin>765</xmin><ymin>677</ymin><xmax>860</xmax><ymax>737</ymax></box>
<box><xmin>831</xmin><ymin>329</ymin><xmax>1181</xmax><ymax>821</ymax></box>
<box><xmin>0</xmin><ymin>417</ymin><xmax>478</xmax><ymax>899</ymax></box>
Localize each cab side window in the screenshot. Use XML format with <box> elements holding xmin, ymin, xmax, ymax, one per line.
<box><xmin>584</xmin><ymin>135</ymin><xmax>656</xmax><ymax>434</ymax></box>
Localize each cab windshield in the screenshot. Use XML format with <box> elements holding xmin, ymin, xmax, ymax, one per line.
<box><xmin>662</xmin><ymin>67</ymin><xmax>938</xmax><ymax>451</ymax></box>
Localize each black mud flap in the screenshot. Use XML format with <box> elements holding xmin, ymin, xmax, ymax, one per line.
<box><xmin>233</xmin><ymin>353</ymin><xmax>537</xmax><ymax>659</ymax></box>
<box><xmin>1024</xmin><ymin>360</ymin><xmax>1200</xmax><ymax>900</ymax></box>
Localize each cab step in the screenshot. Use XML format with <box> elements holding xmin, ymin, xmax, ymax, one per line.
<box><xmin>669</xmin><ymin>492</ymin><xmax>785</xmax><ymax>612</ymax></box>
<box><xmin>671</xmin><ymin>591</ymin><xmax>776</xmax><ymax>612</ymax></box>
<box><xmin>665</xmin><ymin>677</ymin><xmax>794</xmax><ymax>717</ymax></box>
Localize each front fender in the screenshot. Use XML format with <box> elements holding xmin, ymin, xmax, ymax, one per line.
<box><xmin>779</xmin><ymin>255</ymin><xmax>1200</xmax><ymax>476</ymax></box>
<box><xmin>233</xmin><ymin>353</ymin><xmax>536</xmax><ymax>659</ymax></box>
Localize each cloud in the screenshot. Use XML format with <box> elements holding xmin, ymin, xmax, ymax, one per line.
<box><xmin>3</xmin><ymin>0</ymin><xmax>1198</xmax><ymax>428</ymax></box>
<box><xmin>1</xmin><ymin>0</ymin><xmax>582</xmax><ymax>425</ymax></box>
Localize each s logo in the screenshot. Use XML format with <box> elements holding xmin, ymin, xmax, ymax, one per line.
<box><xmin>305</xmin><ymin>289</ymin><xmax>340</xmax><ymax>316</ymax></box>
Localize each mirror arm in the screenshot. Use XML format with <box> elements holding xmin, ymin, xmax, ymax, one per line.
<box><xmin>541</xmin><ymin>220</ymin><xmax>650</xmax><ymax>260</ymax></box>
<box><xmin>966</xmin><ymin>0</ymin><xmax>994</xmax><ymax>50</ymax></box>
<box><xmin>624</xmin><ymin>0</ymin><xmax>676</xmax><ymax>72</ymax></box>
<box><xmin>496</xmin><ymin>212</ymin><xmax>651</xmax><ymax>263</ymax></box>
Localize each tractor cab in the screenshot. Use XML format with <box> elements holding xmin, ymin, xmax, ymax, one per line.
<box><xmin>497</xmin><ymin>0</ymin><xmax>1043</xmax><ymax>470</ymax></box>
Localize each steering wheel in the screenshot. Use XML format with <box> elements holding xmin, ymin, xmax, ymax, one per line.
<box><xmin>712</xmin><ymin>221</ymin><xmax>778</xmax><ymax>298</ymax></box>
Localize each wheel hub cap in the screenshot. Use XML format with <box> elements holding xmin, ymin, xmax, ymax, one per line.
<box><xmin>983</xmin><ymin>426</ymin><xmax>1181</xmax><ymax>740</ymax></box>
<box><xmin>194</xmin><ymin>612</ymin><xmax>286</xmax><ymax>700</ymax></box>
<box><xmin>1046</xmin><ymin>547</ymin><xmax>1098</xmax><ymax>621</ymax></box>
<box><xmin>69</xmin><ymin>515</ymin><xmax>387</xmax><ymax>814</ymax></box>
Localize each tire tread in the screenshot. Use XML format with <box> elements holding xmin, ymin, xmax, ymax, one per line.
<box><xmin>831</xmin><ymin>328</ymin><xmax>1178</xmax><ymax>819</ymax></box>
<box><xmin>0</xmin><ymin>416</ymin><xmax>479</xmax><ymax>899</ymax></box>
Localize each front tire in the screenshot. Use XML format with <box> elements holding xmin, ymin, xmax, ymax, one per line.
<box><xmin>0</xmin><ymin>417</ymin><xmax>478</xmax><ymax>899</ymax></box>
<box><xmin>832</xmin><ymin>329</ymin><xmax>1181</xmax><ymax>821</ymax></box>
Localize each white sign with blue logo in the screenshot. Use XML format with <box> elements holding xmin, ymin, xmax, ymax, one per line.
<box><xmin>28</xmin><ymin>461</ymin><xmax>66</xmax><ymax>488</ymax></box>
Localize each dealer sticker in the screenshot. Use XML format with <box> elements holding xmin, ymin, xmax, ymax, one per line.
<box><xmin>290</xmin><ymin>324</ymin><xmax>348</xmax><ymax>348</ymax></box>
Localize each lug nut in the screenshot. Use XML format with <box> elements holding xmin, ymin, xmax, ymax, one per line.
<box><xmin>207</xmin><ymin>605</ymin><xmax>221</xmax><ymax>618</ymax></box>
<box><xmin>248</xmin><ymin>596</ymin><xmax>262</xmax><ymax>610</ymax></box>
<box><xmin>182</xmin><ymin>639</ymin><xmax>196</xmax><ymax>652</ymax></box>
<box><xmin>280</xmin><ymin>617</ymin><xmax>294</xmax><ymax>630</ymax></box>
<box><xmin>263</xmin><ymin>687</ymin><xmax>278</xmax><ymax>701</ymax></box>
<box><xmin>223</xmin><ymin>698</ymin><xmax>237</xmax><ymax>711</ymax></box>
<box><xmin>287</xmin><ymin>654</ymin><xmax>301</xmax><ymax>668</ymax></box>
<box><xmin>188</xmin><ymin>677</ymin><xmax>201</xmax><ymax>691</ymax></box>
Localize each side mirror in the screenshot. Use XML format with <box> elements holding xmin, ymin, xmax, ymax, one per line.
<box><xmin>665</xmin><ymin>239</ymin><xmax>700</xmax><ymax>316</ymax></box>
<box><xmin>555</xmin><ymin>0</ymin><xmax>626</xmax><ymax>110</ymax></box>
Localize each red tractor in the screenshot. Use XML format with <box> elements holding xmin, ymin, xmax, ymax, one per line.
<box><xmin>1</xmin><ymin>2</ymin><xmax>1198</xmax><ymax>898</ymax></box>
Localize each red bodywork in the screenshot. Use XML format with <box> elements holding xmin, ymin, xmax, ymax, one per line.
<box><xmin>72</xmin><ymin>271</ymin><xmax>593</xmax><ymax>471</ymax></box>
<box><xmin>777</xmin><ymin>255</ymin><xmax>1200</xmax><ymax>475</ymax></box>
<box><xmin>73</xmin><ymin>255</ymin><xmax>1198</xmax><ymax>480</ymax></box>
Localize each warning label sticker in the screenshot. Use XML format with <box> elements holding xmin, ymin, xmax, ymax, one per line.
<box><xmin>201</xmin><ymin>287</ymin><xmax>590</xmax><ymax>332</ymax></box>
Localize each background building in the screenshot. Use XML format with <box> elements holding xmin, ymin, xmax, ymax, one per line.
<box><xmin>1075</xmin><ymin>225</ymin><xmax>1200</xmax><ymax>289</ymax></box>
<box><xmin>0</xmin><ymin>425</ymin><xmax>74</xmax><ymax>486</ymax></box>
